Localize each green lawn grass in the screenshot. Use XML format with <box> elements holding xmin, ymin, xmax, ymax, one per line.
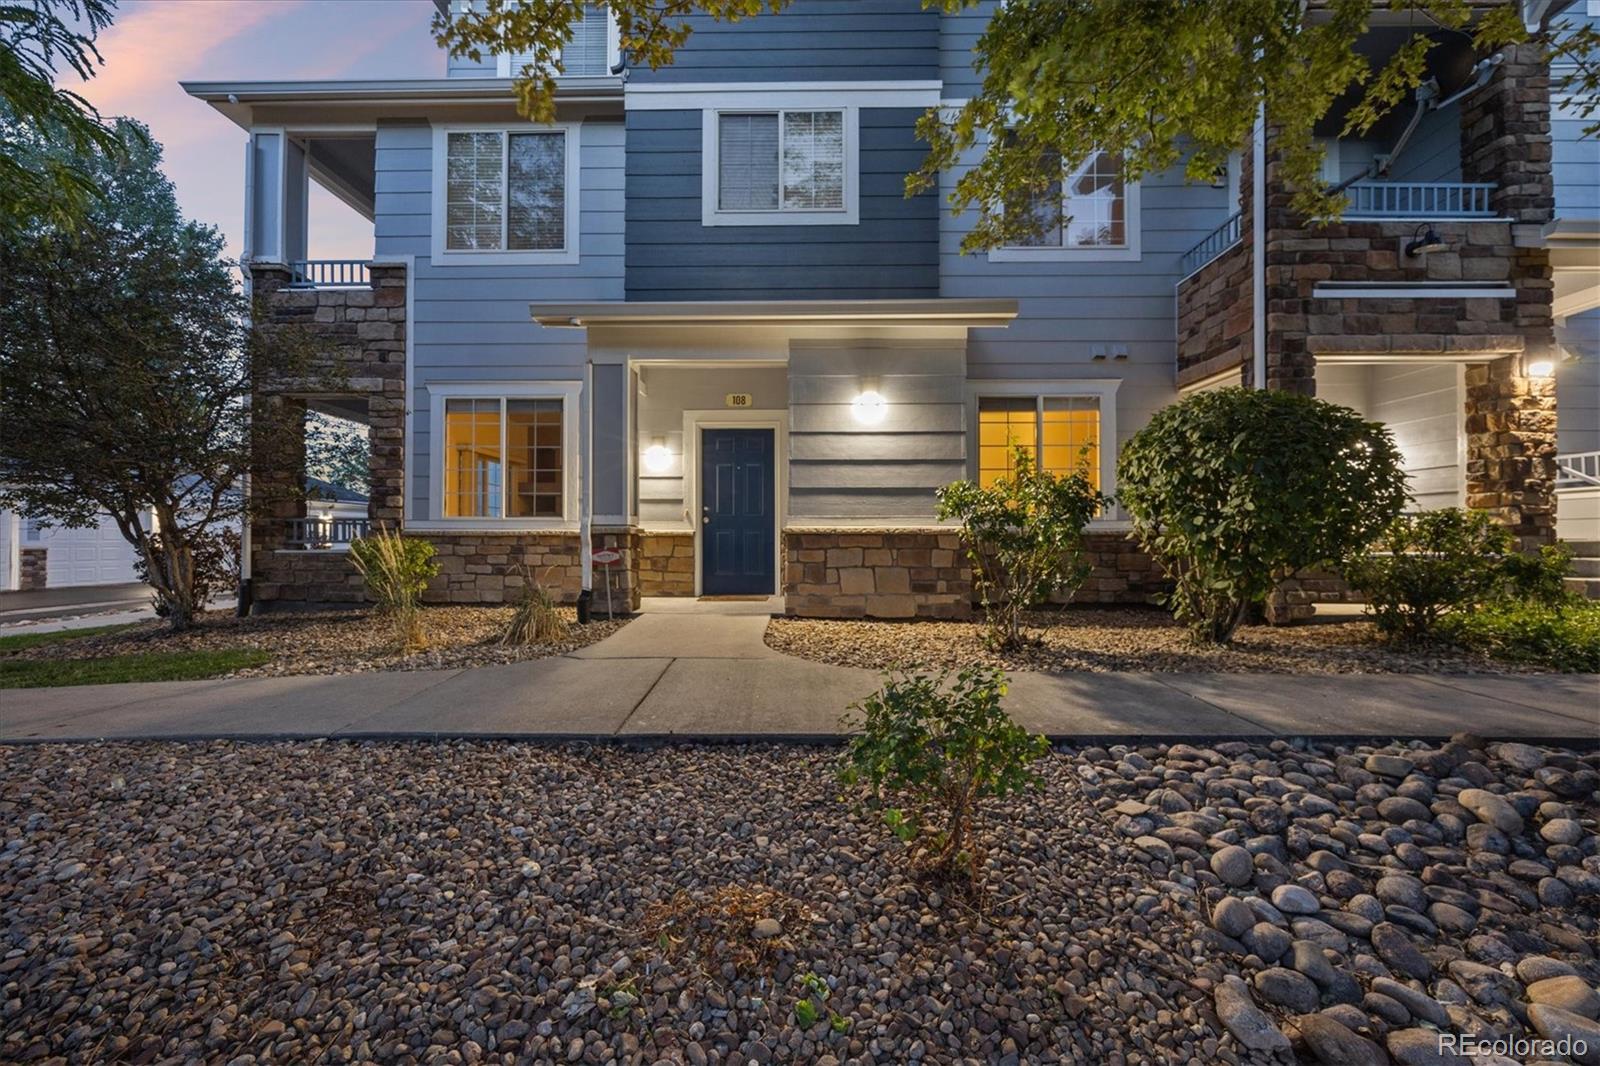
<box><xmin>0</xmin><ymin>648</ymin><xmax>271</xmax><ymax>688</ymax></box>
<box><xmin>0</xmin><ymin>621</ymin><xmax>145</xmax><ymax>654</ymax></box>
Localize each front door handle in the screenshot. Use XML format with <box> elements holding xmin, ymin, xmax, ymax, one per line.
<box><xmin>701</xmin><ymin>507</ymin><xmax>711</xmax><ymax>526</ymax></box>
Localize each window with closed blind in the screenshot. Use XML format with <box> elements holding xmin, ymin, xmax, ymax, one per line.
<box><xmin>497</xmin><ymin>3</ymin><xmax>615</xmax><ymax>77</ymax></box>
<box><xmin>433</xmin><ymin>125</ymin><xmax>579</xmax><ymax>264</ymax></box>
<box><xmin>703</xmin><ymin>107</ymin><xmax>859</xmax><ymax>226</ymax></box>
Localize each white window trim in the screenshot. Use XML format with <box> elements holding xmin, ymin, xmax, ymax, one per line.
<box><xmin>494</xmin><ymin>6</ymin><xmax>620</xmax><ymax>77</ymax></box>
<box><xmin>966</xmin><ymin>379</ymin><xmax>1123</xmax><ymax>523</ymax></box>
<box><xmin>987</xmin><ymin>153</ymin><xmax>1142</xmax><ymax>263</ymax></box>
<box><xmin>701</xmin><ymin>107</ymin><xmax>861</xmax><ymax>227</ymax></box>
<box><xmin>680</xmin><ymin>408</ymin><xmax>789</xmax><ymax>598</ymax></box>
<box><xmin>419</xmin><ymin>380</ymin><xmax>583</xmax><ymax>531</ymax></box>
<box><xmin>430</xmin><ymin>123</ymin><xmax>581</xmax><ymax>266</ymax></box>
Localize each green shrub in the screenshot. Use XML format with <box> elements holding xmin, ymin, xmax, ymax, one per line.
<box><xmin>1499</xmin><ymin>542</ymin><xmax>1579</xmax><ymax>607</ymax></box>
<box><xmin>1439</xmin><ymin>599</ymin><xmax>1600</xmax><ymax>672</ymax></box>
<box><xmin>936</xmin><ymin>446</ymin><xmax>1108</xmax><ymax>648</ymax></box>
<box><xmin>839</xmin><ymin>666</ymin><xmax>1048</xmax><ymax>883</ymax></box>
<box><xmin>1117</xmin><ymin>387</ymin><xmax>1406</xmax><ymax>644</ymax></box>
<box><xmin>349</xmin><ymin>527</ymin><xmax>439</xmax><ymax>650</ymax></box>
<box><xmin>1343</xmin><ymin>509</ymin><xmax>1515</xmax><ymax>646</ymax></box>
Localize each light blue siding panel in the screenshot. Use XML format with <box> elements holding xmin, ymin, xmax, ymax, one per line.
<box><xmin>403</xmin><ymin>118</ymin><xmax>627</xmax><ymax>517</ymax></box>
<box><xmin>939</xmin><ymin>3</ymin><xmax>992</xmax><ymax>99</ymax></box>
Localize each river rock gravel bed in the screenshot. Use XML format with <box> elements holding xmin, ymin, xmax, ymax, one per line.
<box><xmin>1</xmin><ymin>736</ymin><xmax>1594</xmax><ymax>1065</ymax></box>
<box><xmin>1</xmin><ymin>606</ymin><xmax>629</xmax><ymax>678</ymax></box>
<box><xmin>765</xmin><ymin>609</ymin><xmax>1537</xmax><ymax>675</ymax></box>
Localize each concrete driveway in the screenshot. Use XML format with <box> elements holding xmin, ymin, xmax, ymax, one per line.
<box><xmin>1</xmin><ymin>599</ymin><xmax>1596</xmax><ymax>743</ymax></box>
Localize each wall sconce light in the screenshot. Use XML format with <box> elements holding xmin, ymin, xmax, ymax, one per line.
<box><xmin>1525</xmin><ymin>358</ymin><xmax>1555</xmax><ymax>378</ymax></box>
<box><xmin>1404</xmin><ymin>224</ymin><xmax>1448</xmax><ymax>258</ymax></box>
<box><xmin>853</xmin><ymin>390</ymin><xmax>887</xmax><ymax>425</ymax></box>
<box><xmin>643</xmin><ymin>439</ymin><xmax>672</xmax><ymax>473</ymax></box>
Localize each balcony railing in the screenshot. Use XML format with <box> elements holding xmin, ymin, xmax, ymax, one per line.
<box><xmin>287</xmin><ymin>259</ymin><xmax>371</xmax><ymax>288</ymax></box>
<box><xmin>1179</xmin><ymin>211</ymin><xmax>1243</xmax><ymax>278</ymax></box>
<box><xmin>1344</xmin><ymin>182</ymin><xmax>1497</xmax><ymax>220</ymax></box>
<box><xmin>1558</xmin><ymin>451</ymin><xmax>1600</xmax><ymax>488</ymax></box>
<box><xmin>284</xmin><ymin>516</ymin><xmax>371</xmax><ymax>550</ymax></box>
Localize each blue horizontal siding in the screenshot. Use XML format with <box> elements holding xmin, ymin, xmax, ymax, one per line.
<box><xmin>627</xmin><ymin>1</ymin><xmax>937</xmax><ymax>84</ymax></box>
<box><xmin>625</xmin><ymin>108</ymin><xmax>938</xmax><ymax>299</ymax></box>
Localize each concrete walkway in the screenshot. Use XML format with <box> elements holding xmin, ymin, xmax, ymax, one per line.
<box><xmin>1</xmin><ymin>598</ymin><xmax>1596</xmax><ymax>744</ymax></box>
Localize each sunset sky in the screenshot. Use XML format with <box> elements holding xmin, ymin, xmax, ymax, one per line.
<box><xmin>74</xmin><ymin>0</ymin><xmax>443</xmax><ymax>262</ymax></box>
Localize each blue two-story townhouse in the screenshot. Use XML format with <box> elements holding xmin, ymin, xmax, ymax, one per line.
<box><xmin>184</xmin><ymin>0</ymin><xmax>1599</xmax><ymax>617</ymax></box>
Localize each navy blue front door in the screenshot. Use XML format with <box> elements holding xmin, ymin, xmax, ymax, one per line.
<box><xmin>700</xmin><ymin>428</ymin><xmax>775</xmax><ymax>596</ymax></box>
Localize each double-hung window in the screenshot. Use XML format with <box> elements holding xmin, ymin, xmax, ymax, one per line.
<box><xmin>439</xmin><ymin>393</ymin><xmax>570</xmax><ymax>521</ymax></box>
<box><xmin>704</xmin><ymin>108</ymin><xmax>859</xmax><ymax>226</ymax></box>
<box><xmin>434</xmin><ymin>125</ymin><xmax>579</xmax><ymax>264</ymax></box>
<box><xmin>972</xmin><ymin>382</ymin><xmax>1121</xmax><ymax>508</ymax></box>
<box><xmin>990</xmin><ymin>148</ymin><xmax>1140</xmax><ymax>261</ymax></box>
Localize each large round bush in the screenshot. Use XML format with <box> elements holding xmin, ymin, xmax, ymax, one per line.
<box><xmin>1117</xmin><ymin>387</ymin><xmax>1406</xmax><ymax>643</ymax></box>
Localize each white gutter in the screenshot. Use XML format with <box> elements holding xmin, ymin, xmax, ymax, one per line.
<box><xmin>1252</xmin><ymin>102</ymin><xmax>1267</xmax><ymax>390</ymax></box>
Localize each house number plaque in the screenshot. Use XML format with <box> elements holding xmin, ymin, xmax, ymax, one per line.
<box><xmin>724</xmin><ymin>393</ymin><xmax>753</xmax><ymax>408</ymax></box>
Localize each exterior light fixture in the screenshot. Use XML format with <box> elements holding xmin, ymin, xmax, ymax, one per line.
<box><xmin>1404</xmin><ymin>224</ymin><xmax>1447</xmax><ymax>257</ymax></box>
<box><xmin>853</xmin><ymin>390</ymin><xmax>887</xmax><ymax>425</ymax></box>
<box><xmin>643</xmin><ymin>441</ymin><xmax>672</xmax><ymax>472</ymax></box>
<box><xmin>1526</xmin><ymin>358</ymin><xmax>1555</xmax><ymax>378</ymax></box>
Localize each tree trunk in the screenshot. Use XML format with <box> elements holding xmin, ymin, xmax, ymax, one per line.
<box><xmin>157</xmin><ymin>538</ymin><xmax>199</xmax><ymax>631</ymax></box>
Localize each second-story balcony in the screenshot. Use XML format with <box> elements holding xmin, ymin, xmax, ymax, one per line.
<box><xmin>1343</xmin><ymin>180</ymin><xmax>1498</xmax><ymax>220</ymax></box>
<box><xmin>286</xmin><ymin>259</ymin><xmax>373</xmax><ymax>289</ymax></box>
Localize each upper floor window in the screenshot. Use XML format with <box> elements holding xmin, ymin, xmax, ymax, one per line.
<box><xmin>989</xmin><ymin>148</ymin><xmax>1141</xmax><ymax>262</ymax></box>
<box><xmin>703</xmin><ymin>107</ymin><xmax>860</xmax><ymax>227</ymax></box>
<box><xmin>432</xmin><ymin>125</ymin><xmax>580</xmax><ymax>265</ymax></box>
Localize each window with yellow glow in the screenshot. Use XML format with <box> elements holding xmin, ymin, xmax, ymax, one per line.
<box><xmin>977</xmin><ymin>395</ymin><xmax>1100</xmax><ymax>489</ymax></box>
<box><xmin>443</xmin><ymin>397</ymin><xmax>563</xmax><ymax>518</ymax></box>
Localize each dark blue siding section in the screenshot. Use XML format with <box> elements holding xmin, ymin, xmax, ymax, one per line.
<box><xmin>628</xmin><ymin>1</ymin><xmax>937</xmax><ymax>84</ymax></box>
<box><xmin>625</xmin><ymin>108</ymin><xmax>939</xmax><ymax>300</ymax></box>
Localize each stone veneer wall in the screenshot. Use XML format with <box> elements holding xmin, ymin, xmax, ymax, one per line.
<box><xmin>1176</xmin><ymin>238</ymin><xmax>1251</xmax><ymax>389</ymax></box>
<box><xmin>18</xmin><ymin>548</ymin><xmax>46</xmax><ymax>591</ymax></box>
<box><xmin>423</xmin><ymin>530</ymin><xmax>640</xmax><ymax>610</ymax></box>
<box><xmin>1075</xmin><ymin>532</ymin><xmax>1169</xmax><ymax>605</ymax></box>
<box><xmin>784</xmin><ymin>529</ymin><xmax>971</xmax><ymax>619</ymax></box>
<box><xmin>639</xmin><ymin>532</ymin><xmax>696</xmax><ymax>596</ymax></box>
<box><xmin>249</xmin><ymin>262</ymin><xmax>407</xmax><ymax>608</ymax></box>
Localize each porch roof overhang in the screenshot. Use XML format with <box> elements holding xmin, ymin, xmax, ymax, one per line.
<box><xmin>528</xmin><ymin>299</ymin><xmax>1020</xmax><ymax>329</ymax></box>
<box><xmin>1540</xmin><ymin>218</ymin><xmax>1600</xmax><ymax>320</ymax></box>
<box><xmin>181</xmin><ymin>77</ymin><xmax>623</xmax><ymax>129</ymax></box>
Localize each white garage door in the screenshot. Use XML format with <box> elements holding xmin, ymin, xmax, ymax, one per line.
<box><xmin>35</xmin><ymin>517</ymin><xmax>142</xmax><ymax>588</ymax></box>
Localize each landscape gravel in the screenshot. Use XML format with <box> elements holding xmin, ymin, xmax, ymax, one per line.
<box><xmin>1</xmin><ymin>606</ymin><xmax>629</xmax><ymax>677</ymax></box>
<box><xmin>766</xmin><ymin>609</ymin><xmax>1542</xmax><ymax>675</ymax></box>
<box><xmin>2</xmin><ymin>735</ymin><xmax>1594</xmax><ymax>1064</ymax></box>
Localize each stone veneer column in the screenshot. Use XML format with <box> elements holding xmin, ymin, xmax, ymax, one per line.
<box><xmin>1259</xmin><ymin>133</ymin><xmax>1317</xmax><ymax>396</ymax></box>
<box><xmin>1458</xmin><ymin>44</ymin><xmax>1558</xmax><ymax>549</ymax></box>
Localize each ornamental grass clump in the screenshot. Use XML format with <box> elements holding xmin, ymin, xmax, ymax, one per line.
<box><xmin>1117</xmin><ymin>387</ymin><xmax>1407</xmax><ymax>645</ymax></box>
<box><xmin>349</xmin><ymin>527</ymin><xmax>439</xmax><ymax>651</ymax></box>
<box><xmin>501</xmin><ymin>569</ymin><xmax>569</xmax><ymax>646</ymax></box>
<box><xmin>936</xmin><ymin>446</ymin><xmax>1108</xmax><ymax>649</ymax></box>
<box><xmin>839</xmin><ymin>666</ymin><xmax>1047</xmax><ymax>886</ymax></box>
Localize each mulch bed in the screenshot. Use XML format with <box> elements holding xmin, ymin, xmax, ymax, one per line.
<box><xmin>0</xmin><ymin>605</ymin><xmax>630</xmax><ymax>678</ymax></box>
<box><xmin>765</xmin><ymin>607</ymin><xmax>1539</xmax><ymax>675</ymax></box>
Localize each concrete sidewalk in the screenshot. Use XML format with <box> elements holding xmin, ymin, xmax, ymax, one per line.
<box><xmin>1</xmin><ymin>599</ymin><xmax>1595</xmax><ymax>744</ymax></box>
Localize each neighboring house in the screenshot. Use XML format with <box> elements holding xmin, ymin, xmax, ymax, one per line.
<box><xmin>183</xmin><ymin>0</ymin><xmax>1600</xmax><ymax>616</ymax></box>
<box><xmin>0</xmin><ymin>508</ymin><xmax>145</xmax><ymax>593</ymax></box>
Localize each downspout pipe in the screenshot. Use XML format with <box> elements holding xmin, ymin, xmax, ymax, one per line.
<box><xmin>1252</xmin><ymin>101</ymin><xmax>1267</xmax><ymax>391</ymax></box>
<box><xmin>578</xmin><ymin>358</ymin><xmax>594</xmax><ymax>623</ymax></box>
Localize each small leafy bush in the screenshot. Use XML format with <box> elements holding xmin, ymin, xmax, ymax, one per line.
<box><xmin>133</xmin><ymin>526</ymin><xmax>240</xmax><ymax>618</ymax></box>
<box><xmin>1117</xmin><ymin>387</ymin><xmax>1406</xmax><ymax>645</ymax></box>
<box><xmin>839</xmin><ymin>666</ymin><xmax>1048</xmax><ymax>884</ymax></box>
<box><xmin>936</xmin><ymin>446</ymin><xmax>1108</xmax><ymax>648</ymax></box>
<box><xmin>349</xmin><ymin>527</ymin><xmax>439</xmax><ymax>650</ymax></box>
<box><xmin>1343</xmin><ymin>509</ymin><xmax>1515</xmax><ymax>646</ymax></box>
<box><xmin>501</xmin><ymin>570</ymin><xmax>569</xmax><ymax>646</ymax></box>
<box><xmin>1439</xmin><ymin>599</ymin><xmax>1600</xmax><ymax>672</ymax></box>
<box><xmin>1500</xmin><ymin>542</ymin><xmax>1579</xmax><ymax>607</ymax></box>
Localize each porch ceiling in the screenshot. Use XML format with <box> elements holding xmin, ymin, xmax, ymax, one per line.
<box><xmin>528</xmin><ymin>299</ymin><xmax>1019</xmax><ymax>328</ymax></box>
